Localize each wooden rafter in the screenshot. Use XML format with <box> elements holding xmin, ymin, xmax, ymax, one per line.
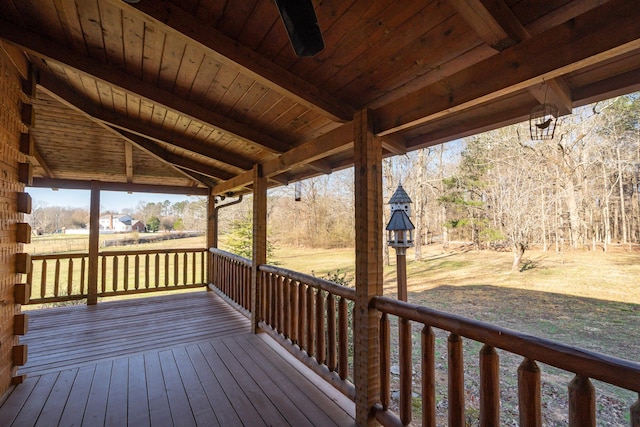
<box><xmin>38</xmin><ymin>73</ymin><xmax>254</xmax><ymax>172</ymax></box>
<box><xmin>31</xmin><ymin>178</ymin><xmax>209</xmax><ymax>195</ymax></box>
<box><xmin>450</xmin><ymin>0</ymin><xmax>573</xmax><ymax>114</ymax></box>
<box><xmin>0</xmin><ymin>18</ymin><xmax>291</xmax><ymax>154</ymax></box>
<box><xmin>114</xmin><ymin>129</ymin><xmax>234</xmax><ymax>181</ymax></box>
<box><xmin>211</xmin><ymin>122</ymin><xmax>354</xmax><ymax>195</ymax></box>
<box><xmin>124</xmin><ymin>141</ymin><xmax>133</xmax><ymax>183</ymax></box>
<box><xmin>119</xmin><ymin>0</ymin><xmax>354</xmax><ymax>122</ymax></box>
<box><xmin>375</xmin><ymin>0</ymin><xmax>640</xmax><ymax>135</ymax></box>
<box><xmin>32</xmin><ymin>147</ymin><xmax>55</xmax><ymax>179</ymax></box>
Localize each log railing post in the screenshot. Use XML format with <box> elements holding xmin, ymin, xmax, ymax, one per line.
<box><xmin>380</xmin><ymin>313</ymin><xmax>390</xmax><ymax>410</ymax></box>
<box><xmin>353</xmin><ymin>108</ymin><xmax>383</xmax><ymax>426</ymax></box>
<box><xmin>631</xmin><ymin>394</ymin><xmax>640</xmax><ymax>427</ymax></box>
<box><xmin>422</xmin><ymin>325</ymin><xmax>436</xmax><ymax>427</ymax></box>
<box><xmin>448</xmin><ymin>333</ymin><xmax>465</xmax><ymax>426</ymax></box>
<box><xmin>399</xmin><ymin>317</ymin><xmax>412</xmax><ymax>425</ymax></box>
<box><xmin>568</xmin><ymin>375</ymin><xmax>595</xmax><ymax>427</ymax></box>
<box><xmin>518</xmin><ymin>358</ymin><xmax>542</xmax><ymax>427</ymax></box>
<box><xmin>480</xmin><ymin>344</ymin><xmax>500</xmax><ymax>427</ymax></box>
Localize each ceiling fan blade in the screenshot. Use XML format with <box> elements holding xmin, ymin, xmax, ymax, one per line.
<box><xmin>274</xmin><ymin>0</ymin><xmax>324</xmax><ymax>57</ymax></box>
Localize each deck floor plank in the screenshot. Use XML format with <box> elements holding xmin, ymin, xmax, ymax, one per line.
<box><xmin>0</xmin><ymin>292</ymin><xmax>355</xmax><ymax>426</ymax></box>
<box><xmin>57</xmin><ymin>365</ymin><xmax>95</xmax><ymax>427</ymax></box>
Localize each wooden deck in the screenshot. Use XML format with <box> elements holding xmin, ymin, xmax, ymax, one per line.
<box><xmin>0</xmin><ymin>291</ymin><xmax>355</xmax><ymax>426</ymax></box>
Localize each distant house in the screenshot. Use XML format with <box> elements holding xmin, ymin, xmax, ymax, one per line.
<box><xmin>99</xmin><ymin>214</ymin><xmax>144</xmax><ymax>232</ymax></box>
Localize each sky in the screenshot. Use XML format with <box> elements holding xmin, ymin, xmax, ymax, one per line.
<box><xmin>28</xmin><ymin>187</ymin><xmax>198</xmax><ymax>212</ymax></box>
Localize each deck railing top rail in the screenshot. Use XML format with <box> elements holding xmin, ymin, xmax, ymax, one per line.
<box><xmin>373</xmin><ymin>295</ymin><xmax>640</xmax><ymax>393</ymax></box>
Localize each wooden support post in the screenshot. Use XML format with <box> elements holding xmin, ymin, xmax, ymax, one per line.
<box><xmin>353</xmin><ymin>108</ymin><xmax>383</xmax><ymax>426</ymax></box>
<box><xmin>87</xmin><ymin>181</ymin><xmax>100</xmax><ymax>305</ymax></box>
<box><xmin>207</xmin><ymin>193</ymin><xmax>216</xmax><ymax>286</ymax></box>
<box><xmin>568</xmin><ymin>375</ymin><xmax>595</xmax><ymax>427</ymax></box>
<box><xmin>448</xmin><ymin>333</ymin><xmax>465</xmax><ymax>426</ymax></box>
<box><xmin>251</xmin><ymin>164</ymin><xmax>267</xmax><ymax>333</ymax></box>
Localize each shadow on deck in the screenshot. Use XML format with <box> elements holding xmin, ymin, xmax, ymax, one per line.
<box><xmin>0</xmin><ymin>291</ymin><xmax>356</xmax><ymax>426</ymax></box>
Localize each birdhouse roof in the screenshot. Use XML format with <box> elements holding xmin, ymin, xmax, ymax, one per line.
<box><xmin>385</xmin><ymin>209</ymin><xmax>415</xmax><ymax>231</ymax></box>
<box><xmin>388</xmin><ymin>185</ymin><xmax>412</xmax><ymax>205</ymax></box>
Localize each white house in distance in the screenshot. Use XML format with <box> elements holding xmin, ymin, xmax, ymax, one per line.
<box><xmin>99</xmin><ymin>214</ymin><xmax>146</xmax><ymax>233</ymax></box>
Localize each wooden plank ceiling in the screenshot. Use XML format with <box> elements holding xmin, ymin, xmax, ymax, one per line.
<box><xmin>1</xmin><ymin>0</ymin><xmax>639</xmax><ymax>196</ymax></box>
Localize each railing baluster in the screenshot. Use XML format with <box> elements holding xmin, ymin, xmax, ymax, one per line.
<box><xmin>101</xmin><ymin>256</ymin><xmax>107</xmax><ymax>293</ymax></box>
<box><xmin>518</xmin><ymin>358</ymin><xmax>542</xmax><ymax>427</ymax></box>
<box><xmin>327</xmin><ymin>293</ymin><xmax>336</xmax><ymax>371</ymax></box>
<box><xmin>380</xmin><ymin>312</ymin><xmax>390</xmax><ymax>410</ymax></box>
<box><xmin>422</xmin><ymin>325</ymin><xmax>436</xmax><ymax>427</ymax></box>
<box><xmin>338</xmin><ymin>297</ymin><xmax>348</xmax><ymax>380</ymax></box>
<box><xmin>480</xmin><ymin>344</ymin><xmax>500</xmax><ymax>427</ymax></box>
<box><xmin>123</xmin><ymin>255</ymin><xmax>129</xmax><ymax>291</ymax></box>
<box><xmin>134</xmin><ymin>254</ymin><xmax>140</xmax><ymax>290</ymax></box>
<box><xmin>67</xmin><ymin>258</ymin><xmax>74</xmax><ymax>296</ymax></box>
<box><xmin>183</xmin><ymin>252</ymin><xmax>188</xmax><ymax>284</ymax></box>
<box><xmin>192</xmin><ymin>252</ymin><xmax>196</xmax><ymax>284</ymax></box>
<box><xmin>568</xmin><ymin>375</ymin><xmax>595</xmax><ymax>427</ymax></box>
<box><xmin>298</xmin><ymin>282</ymin><xmax>307</xmax><ymax>351</ymax></box>
<box><xmin>290</xmin><ymin>280</ymin><xmax>299</xmax><ymax>344</ymax></box>
<box><xmin>80</xmin><ymin>257</ymin><xmax>86</xmax><ymax>295</ymax></box>
<box><xmin>306</xmin><ymin>286</ymin><xmax>315</xmax><ymax>357</ymax></box>
<box><xmin>54</xmin><ymin>259</ymin><xmax>61</xmax><ymax>298</ymax></box>
<box><xmin>632</xmin><ymin>394</ymin><xmax>640</xmax><ymax>427</ymax></box>
<box><xmin>283</xmin><ymin>277</ymin><xmax>290</xmax><ymax>339</ymax></box>
<box><xmin>164</xmin><ymin>253</ymin><xmax>169</xmax><ymax>287</ymax></box>
<box><xmin>40</xmin><ymin>260</ymin><xmax>47</xmax><ymax>299</ymax></box>
<box><xmin>279</xmin><ymin>276</ymin><xmax>285</xmax><ymax>334</ymax></box>
<box><xmin>113</xmin><ymin>255</ymin><xmax>118</xmax><ymax>292</ymax></box>
<box><xmin>399</xmin><ymin>317</ymin><xmax>412</xmax><ymax>425</ymax></box>
<box><xmin>155</xmin><ymin>253</ymin><xmax>160</xmax><ymax>288</ymax></box>
<box><xmin>200</xmin><ymin>250</ymin><xmax>205</xmax><ymax>284</ymax></box>
<box><xmin>316</xmin><ymin>289</ymin><xmax>325</xmax><ymax>364</ymax></box>
<box><xmin>448</xmin><ymin>333</ymin><xmax>465</xmax><ymax>426</ymax></box>
<box><xmin>145</xmin><ymin>254</ymin><xmax>150</xmax><ymax>289</ymax></box>
<box><xmin>174</xmin><ymin>253</ymin><xmax>179</xmax><ymax>285</ymax></box>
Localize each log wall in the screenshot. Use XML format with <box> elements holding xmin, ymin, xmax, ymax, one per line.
<box><xmin>0</xmin><ymin>44</ymin><xmax>30</xmax><ymax>396</ymax></box>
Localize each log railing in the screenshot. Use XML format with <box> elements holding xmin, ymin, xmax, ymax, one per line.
<box><xmin>371</xmin><ymin>295</ymin><xmax>640</xmax><ymax>427</ymax></box>
<box><xmin>27</xmin><ymin>248</ymin><xmax>207</xmax><ymax>304</ymax></box>
<box><xmin>209</xmin><ymin>248</ymin><xmax>252</xmax><ymax>312</ymax></box>
<box><xmin>208</xmin><ymin>248</ymin><xmax>356</xmax><ymax>400</ymax></box>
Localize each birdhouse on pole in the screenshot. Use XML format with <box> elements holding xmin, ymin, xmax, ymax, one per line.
<box><xmin>386</xmin><ymin>184</ymin><xmax>415</xmax><ymax>249</ymax></box>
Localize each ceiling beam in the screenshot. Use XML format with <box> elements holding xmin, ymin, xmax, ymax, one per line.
<box><xmin>0</xmin><ymin>18</ymin><xmax>291</xmax><ymax>154</ymax></box>
<box><xmin>375</xmin><ymin>0</ymin><xmax>640</xmax><ymax>136</ymax></box>
<box><xmin>212</xmin><ymin>122</ymin><xmax>354</xmax><ymax>195</ymax></box>
<box><xmin>38</xmin><ymin>73</ymin><xmax>254</xmax><ymax>172</ymax></box>
<box><xmin>118</xmin><ymin>0</ymin><xmax>354</xmax><ymax>122</ymax></box>
<box><xmin>31</xmin><ymin>178</ymin><xmax>209</xmax><ymax>195</ymax></box>
<box><xmin>114</xmin><ymin>129</ymin><xmax>234</xmax><ymax>181</ymax></box>
<box><xmin>450</xmin><ymin>0</ymin><xmax>572</xmax><ymax>114</ymax></box>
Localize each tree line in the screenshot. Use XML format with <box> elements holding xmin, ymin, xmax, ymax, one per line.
<box><xmin>220</xmin><ymin>94</ymin><xmax>640</xmax><ymax>271</ymax></box>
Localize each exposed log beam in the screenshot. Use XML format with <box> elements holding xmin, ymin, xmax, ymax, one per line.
<box><xmin>38</xmin><ymin>73</ymin><xmax>254</xmax><ymax>172</ymax></box>
<box><xmin>307</xmin><ymin>159</ymin><xmax>333</xmax><ymax>175</ymax></box>
<box><xmin>375</xmin><ymin>0</ymin><xmax>640</xmax><ymax>136</ymax></box>
<box><xmin>0</xmin><ymin>18</ymin><xmax>291</xmax><ymax>154</ymax></box>
<box><xmin>450</xmin><ymin>0</ymin><xmax>572</xmax><ymax>114</ymax></box>
<box><xmin>124</xmin><ymin>142</ymin><xmax>133</xmax><ymax>183</ymax></box>
<box><xmin>573</xmin><ymin>67</ymin><xmax>640</xmax><ymax>108</ymax></box>
<box><xmin>449</xmin><ymin>0</ymin><xmax>527</xmax><ymax>50</ymax></box>
<box><xmin>118</xmin><ymin>0</ymin><xmax>354</xmax><ymax>122</ymax></box>
<box><xmin>31</xmin><ymin>178</ymin><xmax>209</xmax><ymax>195</ymax></box>
<box><xmin>380</xmin><ymin>135</ymin><xmax>407</xmax><ymax>155</ymax></box>
<box><xmin>37</xmin><ymin>83</ymin><xmax>205</xmax><ymax>187</ymax></box>
<box><xmin>212</xmin><ymin>122</ymin><xmax>354</xmax><ymax>195</ymax></box>
<box><xmin>114</xmin><ymin>129</ymin><xmax>234</xmax><ymax>181</ymax></box>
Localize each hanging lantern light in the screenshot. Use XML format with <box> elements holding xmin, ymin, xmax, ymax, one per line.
<box><xmin>529</xmin><ymin>103</ymin><xmax>559</xmax><ymax>140</ymax></box>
